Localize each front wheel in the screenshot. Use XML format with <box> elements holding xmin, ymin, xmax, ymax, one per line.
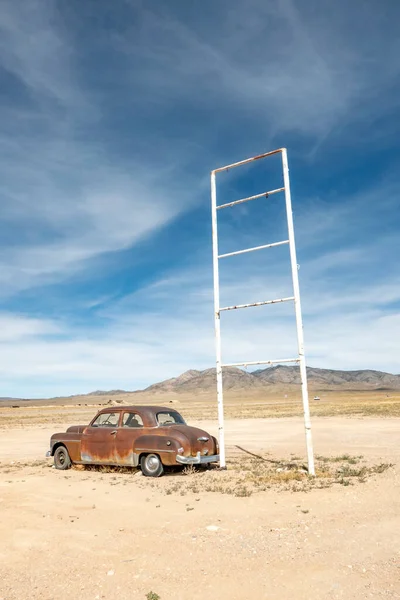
<box><xmin>140</xmin><ymin>454</ymin><xmax>164</xmax><ymax>477</ymax></box>
<box><xmin>54</xmin><ymin>445</ymin><xmax>72</xmax><ymax>470</ymax></box>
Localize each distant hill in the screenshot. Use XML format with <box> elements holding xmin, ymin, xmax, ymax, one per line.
<box><xmin>144</xmin><ymin>367</ymin><xmax>265</xmax><ymax>394</ymax></box>
<box><xmin>252</xmin><ymin>366</ymin><xmax>400</xmax><ymax>389</ymax></box>
<box><xmin>86</xmin><ymin>389</ymin><xmax>129</xmax><ymax>396</ymax></box>
<box><xmin>142</xmin><ymin>366</ymin><xmax>400</xmax><ymax>394</ymax></box>
<box><xmin>1</xmin><ymin>366</ymin><xmax>400</xmax><ymax>406</ymax></box>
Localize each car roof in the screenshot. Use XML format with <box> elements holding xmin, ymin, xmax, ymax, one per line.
<box><xmin>98</xmin><ymin>405</ymin><xmax>179</xmax><ymax>414</ymax></box>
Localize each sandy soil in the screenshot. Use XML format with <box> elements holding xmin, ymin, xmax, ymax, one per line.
<box><xmin>1</xmin><ymin>417</ymin><xmax>399</xmax><ymax>600</ymax></box>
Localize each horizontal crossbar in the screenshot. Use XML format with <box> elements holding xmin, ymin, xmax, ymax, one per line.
<box><xmin>218</xmin><ymin>239</ymin><xmax>289</xmax><ymax>259</ymax></box>
<box><xmin>219</xmin><ymin>296</ymin><xmax>294</xmax><ymax>312</ymax></box>
<box><xmin>222</xmin><ymin>358</ymin><xmax>300</xmax><ymax>368</ymax></box>
<box><xmin>217</xmin><ymin>187</ymin><xmax>285</xmax><ymax>210</ymax></box>
<box><xmin>213</xmin><ymin>148</ymin><xmax>284</xmax><ymax>173</ymax></box>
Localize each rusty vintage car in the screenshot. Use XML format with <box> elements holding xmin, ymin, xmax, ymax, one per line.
<box><xmin>46</xmin><ymin>405</ymin><xmax>219</xmax><ymax>477</ymax></box>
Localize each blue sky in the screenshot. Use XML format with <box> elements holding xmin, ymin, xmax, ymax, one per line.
<box><xmin>0</xmin><ymin>0</ymin><xmax>399</xmax><ymax>397</ymax></box>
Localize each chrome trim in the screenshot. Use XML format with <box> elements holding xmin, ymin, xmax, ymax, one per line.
<box><xmin>176</xmin><ymin>452</ymin><xmax>220</xmax><ymax>465</ymax></box>
<box><xmin>135</xmin><ymin>448</ymin><xmax>175</xmax><ymax>453</ymax></box>
<box><xmin>51</xmin><ymin>439</ymin><xmax>81</xmax><ymax>443</ymax></box>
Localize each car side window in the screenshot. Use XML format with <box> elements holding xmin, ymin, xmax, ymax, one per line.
<box><xmin>92</xmin><ymin>412</ymin><xmax>119</xmax><ymax>427</ymax></box>
<box><xmin>122</xmin><ymin>413</ymin><xmax>144</xmax><ymax>428</ymax></box>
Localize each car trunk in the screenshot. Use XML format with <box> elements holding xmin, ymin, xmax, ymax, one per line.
<box><xmin>168</xmin><ymin>425</ymin><xmax>216</xmax><ymax>457</ymax></box>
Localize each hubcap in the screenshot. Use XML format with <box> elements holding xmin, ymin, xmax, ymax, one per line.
<box><xmin>59</xmin><ymin>452</ymin><xmax>65</xmax><ymax>465</ymax></box>
<box><xmin>146</xmin><ymin>455</ymin><xmax>160</xmax><ymax>472</ymax></box>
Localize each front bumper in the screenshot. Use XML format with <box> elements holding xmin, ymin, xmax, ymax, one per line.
<box><xmin>176</xmin><ymin>452</ymin><xmax>220</xmax><ymax>465</ymax></box>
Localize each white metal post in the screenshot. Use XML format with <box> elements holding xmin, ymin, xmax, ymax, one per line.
<box><xmin>210</xmin><ymin>147</ymin><xmax>315</xmax><ymax>476</ymax></box>
<box><xmin>281</xmin><ymin>148</ymin><xmax>315</xmax><ymax>476</ymax></box>
<box><xmin>211</xmin><ymin>170</ymin><xmax>226</xmax><ymax>469</ymax></box>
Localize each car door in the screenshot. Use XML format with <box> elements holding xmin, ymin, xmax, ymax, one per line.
<box><xmin>114</xmin><ymin>411</ymin><xmax>146</xmax><ymax>466</ymax></box>
<box><xmin>81</xmin><ymin>411</ymin><xmax>120</xmax><ymax>464</ymax></box>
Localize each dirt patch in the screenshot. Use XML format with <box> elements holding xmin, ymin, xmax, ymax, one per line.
<box><xmin>1</xmin><ymin>416</ymin><xmax>399</xmax><ymax>600</ymax></box>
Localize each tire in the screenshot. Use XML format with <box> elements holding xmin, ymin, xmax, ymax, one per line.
<box><xmin>140</xmin><ymin>454</ymin><xmax>164</xmax><ymax>478</ymax></box>
<box><xmin>54</xmin><ymin>445</ymin><xmax>72</xmax><ymax>470</ymax></box>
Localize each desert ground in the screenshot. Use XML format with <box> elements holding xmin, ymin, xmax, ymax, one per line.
<box><xmin>0</xmin><ymin>393</ymin><xmax>399</xmax><ymax>600</ymax></box>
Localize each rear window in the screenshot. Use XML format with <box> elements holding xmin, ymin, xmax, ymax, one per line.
<box><xmin>156</xmin><ymin>411</ymin><xmax>186</xmax><ymax>426</ymax></box>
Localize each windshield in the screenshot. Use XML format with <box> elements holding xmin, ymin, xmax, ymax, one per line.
<box><xmin>156</xmin><ymin>411</ymin><xmax>186</xmax><ymax>426</ymax></box>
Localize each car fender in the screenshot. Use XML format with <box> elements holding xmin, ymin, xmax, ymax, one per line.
<box><xmin>134</xmin><ymin>434</ymin><xmax>187</xmax><ymax>466</ymax></box>
<box><xmin>49</xmin><ymin>432</ymin><xmax>82</xmax><ymax>462</ymax></box>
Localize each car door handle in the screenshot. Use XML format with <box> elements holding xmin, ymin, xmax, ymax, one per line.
<box><xmin>110</xmin><ymin>430</ymin><xmax>117</xmax><ymax>435</ymax></box>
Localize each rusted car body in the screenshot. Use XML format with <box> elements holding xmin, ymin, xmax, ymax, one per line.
<box><xmin>46</xmin><ymin>405</ymin><xmax>219</xmax><ymax>476</ymax></box>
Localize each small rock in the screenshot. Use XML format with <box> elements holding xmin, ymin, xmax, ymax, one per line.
<box><xmin>107</xmin><ymin>570</ymin><xmax>115</xmax><ymax>576</ymax></box>
<box><xmin>206</xmin><ymin>525</ymin><xmax>220</xmax><ymax>532</ymax></box>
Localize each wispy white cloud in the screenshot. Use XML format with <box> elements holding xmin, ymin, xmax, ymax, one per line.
<box><xmin>1</xmin><ymin>262</ymin><xmax>399</xmax><ymax>397</ymax></box>
<box><xmin>0</xmin><ymin>0</ymin><xmax>84</xmax><ymax>109</ymax></box>
<box><xmin>0</xmin><ymin>1</ymin><xmax>200</xmax><ymax>298</ymax></box>
<box><xmin>119</xmin><ymin>0</ymin><xmax>400</xmax><ymax>145</ymax></box>
<box><xmin>0</xmin><ymin>162</ymin><xmax>191</xmax><ymax>296</ymax></box>
<box><xmin>0</xmin><ymin>0</ymin><xmax>399</xmax><ymax>396</ymax></box>
<box><xmin>0</xmin><ymin>313</ymin><xmax>60</xmax><ymax>343</ymax></box>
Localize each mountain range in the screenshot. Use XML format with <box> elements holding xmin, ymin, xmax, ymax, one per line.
<box><xmin>142</xmin><ymin>366</ymin><xmax>400</xmax><ymax>394</ymax></box>
<box><xmin>2</xmin><ymin>366</ymin><xmax>400</xmax><ymax>404</ymax></box>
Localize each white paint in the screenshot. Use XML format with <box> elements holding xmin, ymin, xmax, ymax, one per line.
<box><xmin>210</xmin><ymin>148</ymin><xmax>315</xmax><ymax>476</ymax></box>
<box><xmin>281</xmin><ymin>148</ymin><xmax>315</xmax><ymax>476</ymax></box>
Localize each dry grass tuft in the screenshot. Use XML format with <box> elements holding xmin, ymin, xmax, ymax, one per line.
<box><xmin>316</xmin><ymin>454</ymin><xmax>364</xmax><ymax>464</ymax></box>
<box><xmin>182</xmin><ymin>464</ymin><xmax>197</xmax><ymax>476</ymax></box>
<box><xmin>160</xmin><ymin>454</ymin><xmax>393</xmax><ymax>497</ymax></box>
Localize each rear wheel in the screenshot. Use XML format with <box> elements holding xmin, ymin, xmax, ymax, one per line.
<box><xmin>54</xmin><ymin>445</ymin><xmax>72</xmax><ymax>470</ymax></box>
<box><xmin>140</xmin><ymin>454</ymin><xmax>164</xmax><ymax>477</ymax></box>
